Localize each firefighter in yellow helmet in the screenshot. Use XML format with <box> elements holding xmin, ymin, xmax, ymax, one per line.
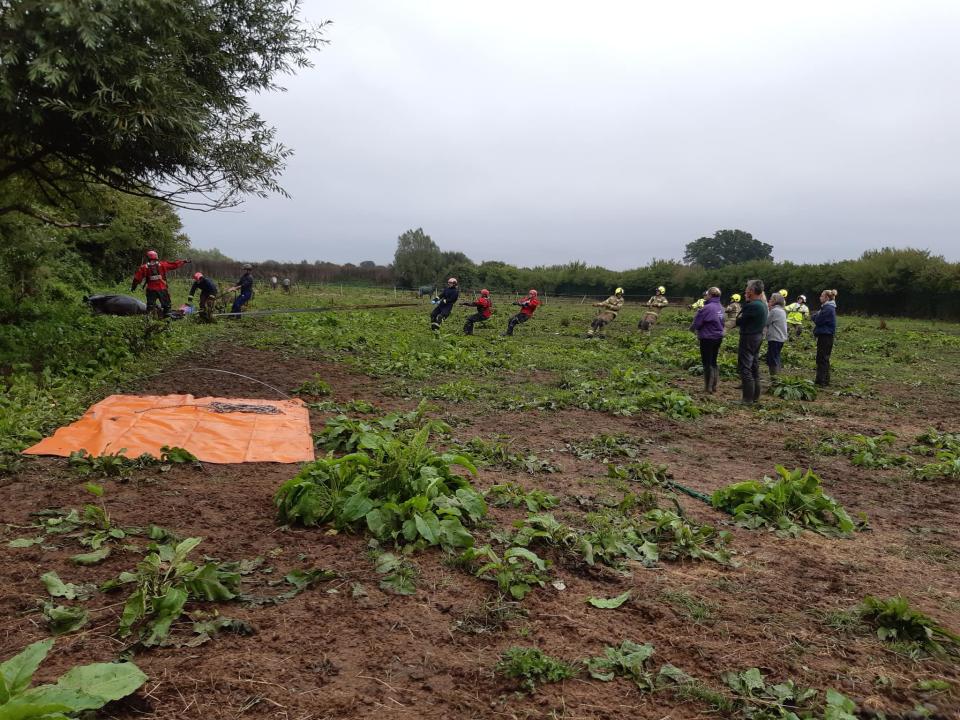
<box><xmin>587</xmin><ymin>287</ymin><xmax>625</xmax><ymax>338</ymax></box>
<box><xmin>647</xmin><ymin>286</ymin><xmax>668</xmax><ymax>309</ymax></box>
<box><xmin>785</xmin><ymin>293</ymin><xmax>810</xmax><ymax>338</ymax></box>
<box><xmin>724</xmin><ymin>292</ymin><xmax>742</xmax><ymax>330</ymax></box>
<box><xmin>779</xmin><ymin>289</ymin><xmax>789</xmax><ymax>303</ymax></box>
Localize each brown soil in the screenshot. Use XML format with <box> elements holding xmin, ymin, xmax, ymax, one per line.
<box><xmin>2</xmin><ymin>340</ymin><xmax>959</xmax><ymax>720</ymax></box>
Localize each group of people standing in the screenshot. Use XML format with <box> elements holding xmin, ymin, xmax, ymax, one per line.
<box><xmin>692</xmin><ymin>280</ymin><xmax>838</xmax><ymax>403</ymax></box>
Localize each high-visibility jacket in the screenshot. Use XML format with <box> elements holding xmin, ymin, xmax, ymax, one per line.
<box><xmin>785</xmin><ymin>302</ymin><xmax>810</xmax><ymax>325</ymax></box>
<box><xmin>132</xmin><ymin>259</ymin><xmax>186</xmax><ymax>291</ymax></box>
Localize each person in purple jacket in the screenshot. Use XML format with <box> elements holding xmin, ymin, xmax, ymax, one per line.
<box><xmin>691</xmin><ymin>287</ymin><xmax>726</xmax><ymax>394</ymax></box>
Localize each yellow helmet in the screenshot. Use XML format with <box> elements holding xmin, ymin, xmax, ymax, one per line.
<box><xmin>657</xmin><ymin>286</ymin><xmax>666</xmax><ymax>294</ymax></box>
<box><xmin>615</xmin><ymin>287</ymin><xmax>624</xmax><ymax>295</ymax></box>
<box><xmin>779</xmin><ymin>289</ymin><xmax>788</xmax><ymax>298</ymax></box>
<box><xmin>731</xmin><ymin>293</ymin><xmax>741</xmax><ymax>302</ymax></box>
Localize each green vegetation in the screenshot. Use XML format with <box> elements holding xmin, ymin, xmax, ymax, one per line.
<box><xmin>485</xmin><ymin>483</ymin><xmax>559</xmax><ymax>511</ymax></box>
<box><xmin>858</xmin><ymin>595</ymin><xmax>960</xmax><ymax>656</ymax></box>
<box><xmin>711</xmin><ymin>467</ymin><xmax>857</xmax><ymax>538</ymax></box>
<box><xmin>457</xmin><ymin>436</ymin><xmax>559</xmax><ymax>474</ymax></box>
<box><xmin>495</xmin><ymin>647</ymin><xmax>577</xmax><ymax>692</ymax></box>
<box><xmin>104</xmin><ymin>537</ymin><xmax>242</xmax><ymax>646</ymax></box>
<box><xmin>460</xmin><ymin>545</ymin><xmax>551</xmax><ymax>600</ymax></box>
<box><xmin>771</xmin><ymin>376</ymin><xmax>818</xmax><ymax>401</ymax></box>
<box><xmin>275</xmin><ymin>428</ymin><xmax>485</xmax><ymax>551</ymax></box>
<box><xmin>585</xmin><ymin>640</ymin><xmax>657</xmax><ymax>687</ymax></box>
<box><xmin>0</xmin><ymin>639</ymin><xmax>146</xmax><ymax>719</ymax></box>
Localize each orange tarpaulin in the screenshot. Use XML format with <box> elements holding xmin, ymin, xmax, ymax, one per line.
<box><xmin>24</xmin><ymin>394</ymin><xmax>315</xmax><ymax>464</ymax></box>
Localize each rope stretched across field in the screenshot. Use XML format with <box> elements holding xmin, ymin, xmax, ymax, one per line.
<box><xmin>213</xmin><ymin>301</ymin><xmax>419</xmax><ymax>318</ymax></box>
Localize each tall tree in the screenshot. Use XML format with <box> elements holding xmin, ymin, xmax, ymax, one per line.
<box><xmin>684</xmin><ymin>229</ymin><xmax>774</xmax><ymax>269</ymax></box>
<box><xmin>393</xmin><ymin>228</ymin><xmax>443</xmax><ymax>287</ymax></box>
<box><xmin>0</xmin><ymin>0</ymin><xmax>328</xmax><ymax>225</ymax></box>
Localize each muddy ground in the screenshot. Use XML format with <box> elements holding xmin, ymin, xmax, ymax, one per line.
<box><xmin>2</xmin><ymin>338</ymin><xmax>959</xmax><ymax>720</ymax></box>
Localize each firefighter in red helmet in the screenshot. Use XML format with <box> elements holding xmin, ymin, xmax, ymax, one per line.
<box><xmin>461</xmin><ymin>288</ymin><xmax>493</xmax><ymax>335</ymax></box>
<box><xmin>503</xmin><ymin>289</ymin><xmax>540</xmax><ymax>336</ymax></box>
<box><xmin>131</xmin><ymin>250</ymin><xmax>189</xmax><ymax>316</ymax></box>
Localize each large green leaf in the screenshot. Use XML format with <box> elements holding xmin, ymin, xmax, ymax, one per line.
<box><xmin>55</xmin><ymin>661</ymin><xmax>147</xmax><ymax>703</ymax></box>
<box><xmin>587</xmin><ymin>591</ymin><xmax>631</xmax><ymax>609</ymax></box>
<box><xmin>184</xmin><ymin>564</ymin><xmax>238</xmax><ymax>601</ymax></box>
<box><xmin>43</xmin><ymin>605</ymin><xmax>89</xmax><ymax>636</ymax></box>
<box><xmin>142</xmin><ymin>587</ymin><xmax>188</xmax><ymax>646</ymax></box>
<box><xmin>0</xmin><ymin>639</ymin><xmax>52</xmax><ymax>702</ymax></box>
<box><xmin>414</xmin><ymin>512</ymin><xmax>440</xmax><ymax>544</ymax></box>
<box><xmin>71</xmin><ymin>546</ymin><xmax>111</xmax><ymax>566</ymax></box>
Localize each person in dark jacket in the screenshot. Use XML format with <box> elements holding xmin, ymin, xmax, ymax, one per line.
<box><xmin>735</xmin><ymin>279</ymin><xmax>768</xmax><ymax>404</ymax></box>
<box><xmin>186</xmin><ymin>272</ymin><xmax>219</xmax><ymax>321</ymax></box>
<box><xmin>462</xmin><ymin>288</ymin><xmax>493</xmax><ymax>335</ymax></box>
<box><xmin>812</xmin><ymin>289</ymin><xmax>838</xmax><ymax>386</ymax></box>
<box><xmin>227</xmin><ymin>264</ymin><xmax>254</xmax><ymax>316</ymax></box>
<box><xmin>691</xmin><ymin>288</ymin><xmax>725</xmax><ymax>394</ymax></box>
<box><xmin>431</xmin><ymin>278</ymin><xmax>459</xmax><ymax>330</ymax></box>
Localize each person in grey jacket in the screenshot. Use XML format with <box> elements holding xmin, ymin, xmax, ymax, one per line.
<box><xmin>765</xmin><ymin>293</ymin><xmax>788</xmax><ymax>377</ymax></box>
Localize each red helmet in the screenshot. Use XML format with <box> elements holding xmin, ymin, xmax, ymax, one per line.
<box><xmin>193</xmin><ymin>272</ymin><xmax>203</xmax><ymax>281</ymax></box>
<box><xmin>480</xmin><ymin>289</ymin><xmax>490</xmax><ymax>296</ymax></box>
<box><xmin>529</xmin><ymin>289</ymin><xmax>538</xmax><ymax>296</ymax></box>
<box><xmin>146</xmin><ymin>250</ymin><xmax>159</xmax><ymax>260</ymax></box>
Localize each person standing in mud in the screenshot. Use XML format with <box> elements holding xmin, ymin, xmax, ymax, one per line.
<box><xmin>462</xmin><ymin>289</ymin><xmax>493</xmax><ymax>335</ymax></box>
<box><xmin>503</xmin><ymin>289</ymin><xmax>540</xmax><ymax>336</ymax></box>
<box><xmin>692</xmin><ymin>287</ymin><xmax>725</xmax><ymax>394</ymax></box>
<box><xmin>587</xmin><ymin>287</ymin><xmax>625</xmax><ymax>338</ymax></box>
<box><xmin>430</xmin><ymin>277</ymin><xmax>459</xmax><ymax>331</ymax></box>
<box><xmin>735</xmin><ymin>279</ymin><xmax>768</xmax><ymax>404</ymax></box>
<box><xmin>813</xmin><ymin>289</ymin><xmax>838</xmax><ymax>386</ymax></box>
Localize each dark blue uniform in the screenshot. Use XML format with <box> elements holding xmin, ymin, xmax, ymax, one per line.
<box><xmin>231</xmin><ymin>272</ymin><xmax>254</xmax><ymax>314</ymax></box>
<box><xmin>430</xmin><ymin>286</ymin><xmax>459</xmax><ymax>329</ymax></box>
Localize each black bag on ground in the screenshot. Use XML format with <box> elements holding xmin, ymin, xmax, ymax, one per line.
<box><xmin>84</xmin><ymin>294</ymin><xmax>148</xmax><ymax>316</ymax></box>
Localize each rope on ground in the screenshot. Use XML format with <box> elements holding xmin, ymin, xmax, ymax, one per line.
<box><xmin>207</xmin><ymin>402</ymin><xmax>282</xmax><ymax>414</ymax></box>
<box><xmin>145</xmin><ymin>368</ymin><xmax>292</xmax><ymax>399</ymax></box>
<box><xmin>664</xmin><ymin>479</ymin><xmax>716</xmax><ymax>507</ymax></box>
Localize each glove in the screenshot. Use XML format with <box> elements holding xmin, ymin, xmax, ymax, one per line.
<box><xmin>184</xmin><ymin>259</ymin><xmax>192</xmax><ymax>264</ymax></box>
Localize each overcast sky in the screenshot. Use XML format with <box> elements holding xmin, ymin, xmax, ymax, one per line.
<box><xmin>181</xmin><ymin>0</ymin><xmax>960</xmax><ymax>269</ymax></box>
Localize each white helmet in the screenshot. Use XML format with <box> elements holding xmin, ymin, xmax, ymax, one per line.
<box><xmin>447</xmin><ymin>277</ymin><xmax>458</xmax><ymax>285</ymax></box>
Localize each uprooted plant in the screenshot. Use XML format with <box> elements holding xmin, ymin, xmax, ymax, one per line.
<box><xmin>314</xmin><ymin>401</ymin><xmax>450</xmax><ymax>453</ymax></box>
<box><xmin>458</xmin><ymin>545</ymin><xmax>551</xmax><ymax>600</ymax></box>
<box><xmin>484</xmin><ymin>482</ymin><xmax>559</xmax><ymax>512</ymax></box>
<box><xmin>495</xmin><ymin>646</ymin><xmax>578</xmax><ymax>692</ymax></box>
<box><xmin>711</xmin><ymin>466</ymin><xmax>858</xmax><ymax>538</ymax></box>
<box><xmin>858</xmin><ymin>595</ymin><xmax>960</xmax><ymax>657</ymax></box>
<box><xmin>275</xmin><ymin>427</ymin><xmax>486</xmax><ymax>551</ymax></box>
<box><xmin>721</xmin><ymin>667</ymin><xmax>858</xmax><ymax>720</ymax></box>
<box><xmin>0</xmin><ymin>638</ymin><xmax>146</xmax><ymax>719</ymax></box>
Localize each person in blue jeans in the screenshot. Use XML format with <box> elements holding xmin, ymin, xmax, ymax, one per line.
<box><xmin>812</xmin><ymin>289</ymin><xmax>838</xmax><ymax>386</ymax></box>
<box><xmin>228</xmin><ymin>264</ymin><xmax>254</xmax><ymax>316</ymax></box>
